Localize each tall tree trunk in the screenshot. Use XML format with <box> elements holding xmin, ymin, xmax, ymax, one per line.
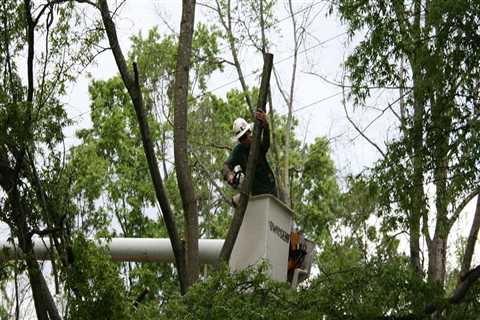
<box><xmin>428</xmin><ymin>94</ymin><xmax>452</xmax><ymax>285</ymax></box>
<box><xmin>409</xmin><ymin>71</ymin><xmax>425</xmax><ymax>275</ymax></box>
<box><xmin>394</xmin><ymin>0</ymin><xmax>428</xmax><ymax>277</ymax></box>
<box><xmin>281</xmin><ymin>0</ymin><xmax>300</xmax><ymax>208</ymax></box>
<box><xmin>173</xmin><ymin>0</ymin><xmax>199</xmax><ymax>288</ymax></box>
<box><xmin>406</xmin><ymin>0</ymin><xmax>427</xmax><ymax>274</ymax></box>
<box><xmin>428</xmin><ymin>236</ymin><xmax>448</xmax><ymax>285</ymax></box>
<box><xmin>258</xmin><ymin>1</ymin><xmax>288</xmax><ymax>205</ymax></box>
<box><xmin>13</xmin><ymin>2</ymin><xmax>62</xmax><ymax>317</ymax></box>
<box><xmin>97</xmin><ymin>0</ymin><xmax>187</xmax><ymax>293</ymax></box>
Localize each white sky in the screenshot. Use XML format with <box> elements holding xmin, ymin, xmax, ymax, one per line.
<box><xmin>63</xmin><ymin>0</ymin><xmax>395</xmax><ymax>179</ymax></box>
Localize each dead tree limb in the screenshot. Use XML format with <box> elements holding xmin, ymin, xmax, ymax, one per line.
<box><xmin>218</xmin><ymin>53</ymin><xmax>273</xmax><ymax>264</ymax></box>
<box><xmin>451</xmin><ymin>265</ymin><xmax>480</xmax><ymax>304</ymax></box>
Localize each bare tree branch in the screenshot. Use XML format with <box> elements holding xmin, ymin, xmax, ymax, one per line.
<box><xmin>214</xmin><ymin>0</ymin><xmax>254</xmax><ymax>115</ymax></box>
<box><xmin>218</xmin><ymin>53</ymin><xmax>273</xmax><ymax>264</ymax></box>
<box><xmin>341</xmin><ymin>84</ymin><xmax>386</xmax><ymax>157</ymax></box>
<box><xmin>460</xmin><ymin>195</ymin><xmax>480</xmax><ymax>277</ymax></box>
<box><xmin>448</xmin><ymin>188</ymin><xmax>480</xmax><ymax>229</ymax></box>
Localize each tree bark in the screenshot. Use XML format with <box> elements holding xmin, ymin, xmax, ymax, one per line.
<box><xmin>409</xmin><ymin>80</ymin><xmax>425</xmax><ymax>275</ymax></box>
<box><xmin>97</xmin><ymin>0</ymin><xmax>187</xmax><ymax>293</ymax></box>
<box><xmin>427</xmin><ymin>236</ymin><xmax>448</xmax><ymax>285</ymax></box>
<box><xmin>428</xmin><ymin>94</ymin><xmax>452</xmax><ymax>285</ymax></box>
<box><xmin>218</xmin><ymin>53</ymin><xmax>273</xmax><ymax>264</ymax></box>
<box><xmin>173</xmin><ymin>0</ymin><xmax>199</xmax><ymax>288</ymax></box>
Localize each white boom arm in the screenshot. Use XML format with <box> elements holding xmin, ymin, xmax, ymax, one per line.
<box><xmin>0</xmin><ymin>238</ymin><xmax>224</xmax><ymax>264</ymax></box>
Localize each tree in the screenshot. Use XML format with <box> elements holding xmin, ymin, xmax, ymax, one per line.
<box><xmin>291</xmin><ymin>137</ymin><xmax>342</xmax><ymax>244</ymax></box>
<box><xmin>96</xmin><ymin>0</ymin><xmax>192</xmax><ymax>292</ymax></box>
<box><xmin>333</xmin><ymin>0</ymin><xmax>480</xmax><ymax>310</ymax></box>
<box><xmin>209</xmin><ymin>0</ymin><xmax>274</xmax><ymax>116</ymax></box>
<box><xmin>271</xmin><ymin>0</ymin><xmax>315</xmax><ymax>207</ymax></box>
<box><xmin>68</xmin><ymin>19</ymin><xmax>227</xmax><ymax>304</ymax></box>
<box><xmin>0</xmin><ymin>0</ymin><xmax>101</xmax><ymax>318</ymax></box>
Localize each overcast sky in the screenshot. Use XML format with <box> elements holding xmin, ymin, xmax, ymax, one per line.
<box><xmin>62</xmin><ymin>0</ymin><xmax>401</xmax><ymax>181</ymax></box>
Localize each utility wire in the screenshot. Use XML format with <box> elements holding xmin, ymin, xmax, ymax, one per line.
<box><xmin>69</xmin><ymin>1</ymin><xmax>338</xmax><ymax>120</ymax></box>
<box><xmin>70</xmin><ymin>109</ymin><xmax>90</xmax><ymax>121</ymax></box>
<box><xmin>286</xmin><ymin>91</ymin><xmax>343</xmax><ymax>115</ymax></box>
<box><xmin>195</xmin><ymin>0</ymin><xmax>323</xmax><ymax>60</ymax></box>
<box><xmin>199</xmin><ymin>32</ymin><xmax>347</xmax><ymax>98</ymax></box>
<box><xmin>275</xmin><ymin>1</ymin><xmax>323</xmax><ymax>25</ymax></box>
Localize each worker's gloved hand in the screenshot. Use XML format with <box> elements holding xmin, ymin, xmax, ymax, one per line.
<box><xmin>227</xmin><ymin>172</ymin><xmax>235</xmax><ymax>185</ymax></box>
<box><xmin>255</xmin><ymin>109</ymin><xmax>267</xmax><ymax>126</ymax></box>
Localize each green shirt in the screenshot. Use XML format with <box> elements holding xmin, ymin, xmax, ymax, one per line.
<box><xmin>225</xmin><ymin>125</ymin><xmax>277</xmax><ymax>196</ymax></box>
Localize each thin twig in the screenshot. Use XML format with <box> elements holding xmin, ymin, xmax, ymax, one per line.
<box><xmin>342</xmin><ymin>84</ymin><xmax>386</xmax><ymax>157</ymax></box>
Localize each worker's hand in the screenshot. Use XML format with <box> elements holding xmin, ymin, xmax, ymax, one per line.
<box><xmin>255</xmin><ymin>109</ymin><xmax>267</xmax><ymax>125</ymax></box>
<box><xmin>226</xmin><ymin>172</ymin><xmax>235</xmax><ymax>185</ymax></box>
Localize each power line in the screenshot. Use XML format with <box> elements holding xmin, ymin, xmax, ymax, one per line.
<box><xmin>202</xmin><ymin>32</ymin><xmax>347</xmax><ymax>97</ymax></box>
<box><xmin>284</xmin><ymin>91</ymin><xmax>343</xmax><ymax>115</ymax></box>
<box><xmin>276</xmin><ymin>32</ymin><xmax>347</xmax><ymax>65</ymax></box>
<box><xmin>70</xmin><ymin>110</ymin><xmax>90</xmax><ymax>121</ymax></box>
<box><xmin>68</xmin><ymin>1</ymin><xmax>345</xmax><ymax>122</ymax></box>
<box><xmin>275</xmin><ymin>1</ymin><xmax>323</xmax><ymax>25</ymax></box>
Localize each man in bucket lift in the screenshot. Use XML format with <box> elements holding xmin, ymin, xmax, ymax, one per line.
<box><xmin>223</xmin><ymin>110</ymin><xmax>277</xmax><ymax>206</ymax></box>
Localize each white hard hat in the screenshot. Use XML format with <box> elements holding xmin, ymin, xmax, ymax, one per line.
<box><xmin>233</xmin><ymin>117</ymin><xmax>253</xmax><ymax>141</ymax></box>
